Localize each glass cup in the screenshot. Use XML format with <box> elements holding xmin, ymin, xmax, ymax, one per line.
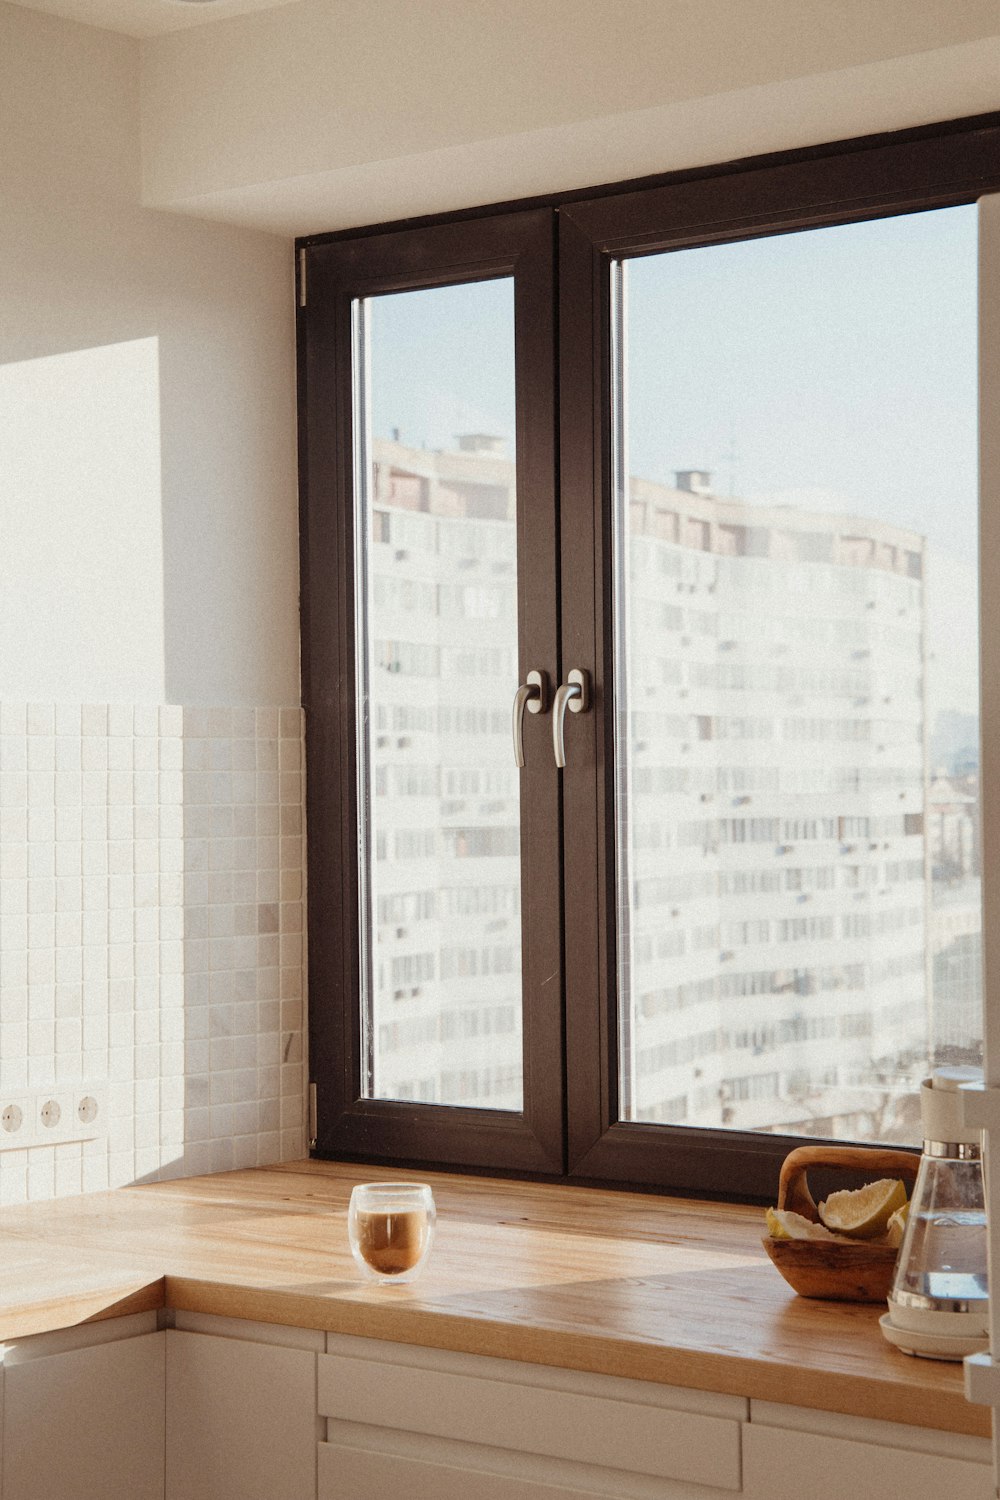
<box><xmin>348</xmin><ymin>1182</ymin><xmax>436</xmax><ymax>1284</ymax></box>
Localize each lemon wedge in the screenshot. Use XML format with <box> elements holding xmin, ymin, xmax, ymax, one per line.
<box><xmin>817</xmin><ymin>1179</ymin><xmax>907</xmax><ymax>1239</ymax></box>
<box><xmin>766</xmin><ymin>1208</ymin><xmax>840</xmax><ymax>1241</ymax></box>
<box><xmin>885</xmin><ymin>1201</ymin><xmax>910</xmax><ymax>1248</ymax></box>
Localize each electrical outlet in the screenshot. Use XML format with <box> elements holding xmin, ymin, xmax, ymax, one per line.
<box><xmin>0</xmin><ymin>1098</ymin><xmax>28</xmax><ymax>1141</ymax></box>
<box><xmin>77</xmin><ymin>1094</ymin><xmax>99</xmax><ymax>1126</ymax></box>
<box><xmin>69</xmin><ymin>1085</ymin><xmax>108</xmax><ymax>1142</ymax></box>
<box><xmin>38</xmin><ymin>1096</ymin><xmax>63</xmax><ymax>1131</ymax></box>
<box><xmin>0</xmin><ymin>1086</ymin><xmax>108</xmax><ymax>1151</ymax></box>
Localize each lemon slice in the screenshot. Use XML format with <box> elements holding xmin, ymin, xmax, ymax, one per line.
<box><xmin>817</xmin><ymin>1179</ymin><xmax>907</xmax><ymax>1239</ymax></box>
<box><xmin>884</xmin><ymin>1201</ymin><xmax>910</xmax><ymax>1248</ymax></box>
<box><xmin>766</xmin><ymin>1208</ymin><xmax>840</xmax><ymax>1241</ymax></box>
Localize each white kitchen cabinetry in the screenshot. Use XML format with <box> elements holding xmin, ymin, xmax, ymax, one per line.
<box><xmin>1</xmin><ymin>1324</ymin><xmax>164</xmax><ymax>1500</ymax></box>
<box><xmin>741</xmin><ymin>1401</ymin><xmax>994</xmax><ymax>1500</ymax></box>
<box><xmin>165</xmin><ymin>1324</ymin><xmax>318</xmax><ymax>1500</ymax></box>
<box><xmin>317</xmin><ymin>1333</ymin><xmax>746</xmax><ymax>1499</ymax></box>
<box><xmin>2</xmin><ymin>1310</ymin><xmax>994</xmax><ymax>1499</ymax></box>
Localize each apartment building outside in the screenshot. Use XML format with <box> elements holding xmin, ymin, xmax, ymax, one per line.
<box><xmin>363</xmin><ymin>435</ymin><xmax>981</xmax><ymax>1144</ymax></box>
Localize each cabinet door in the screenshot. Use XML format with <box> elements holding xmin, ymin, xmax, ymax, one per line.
<box><xmin>742</xmin><ymin>1423</ymin><xmax>994</xmax><ymax>1500</ymax></box>
<box><xmin>319</xmin><ymin>1350</ymin><xmax>741</xmax><ymax>1490</ymax></box>
<box><xmin>165</xmin><ymin>1330</ymin><xmax>316</xmax><ymax>1500</ymax></box>
<box><xmin>2</xmin><ymin>1331</ymin><xmax>165</xmax><ymax>1500</ymax></box>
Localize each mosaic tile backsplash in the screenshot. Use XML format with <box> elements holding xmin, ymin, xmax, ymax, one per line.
<box><xmin>0</xmin><ymin>704</ymin><xmax>307</xmax><ymax>1204</ymax></box>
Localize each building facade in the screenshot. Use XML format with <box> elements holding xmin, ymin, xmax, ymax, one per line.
<box><xmin>362</xmin><ymin>436</ymin><xmax>977</xmax><ymax>1143</ymax></box>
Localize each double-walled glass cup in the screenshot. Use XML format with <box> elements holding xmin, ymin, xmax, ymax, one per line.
<box><xmin>348</xmin><ymin>1182</ymin><xmax>436</xmax><ymax>1284</ymax></box>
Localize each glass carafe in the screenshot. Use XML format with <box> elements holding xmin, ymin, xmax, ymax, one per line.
<box><xmin>883</xmin><ymin>1068</ymin><xmax>988</xmax><ymax>1359</ymax></box>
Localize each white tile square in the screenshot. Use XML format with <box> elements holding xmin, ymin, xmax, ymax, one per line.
<box><xmin>256</xmin><ymin>740</ymin><xmax>278</xmax><ymax>774</ymax></box>
<box><xmin>108</xmin><ymin>943</ymin><xmax>134</xmax><ymax>979</ymax></box>
<box><xmin>0</xmin><ymin>737</ymin><xmax>27</xmax><ymax>772</ymax></box>
<box><xmin>161</xmin><ymin>1076</ymin><xmax>185</xmax><ymax>1111</ymax></box>
<box><xmin>160</xmin><ymin>1007</ymin><xmax>185</xmax><ymax>1043</ymax></box>
<box><xmin>231</xmin><ymin>1059</ymin><xmax>257</xmax><ymax>1095</ymax></box>
<box><xmin>159</xmin><ymin>737</ymin><xmax>183</xmax><ymax>771</ymax></box>
<box><xmin>108</xmin><ymin>770</ymin><xmax>132</xmax><ymax>805</ymax></box>
<box><xmin>108</xmin><ymin>877</ymin><xmax>133</xmax><ymax>912</ymax></box>
<box><xmin>134</xmin><ymin>805</ymin><xmax>159</xmax><ymax>839</ymax></box>
<box><xmin>133</xmin><ymin>706</ymin><xmax>159</xmax><ymax>737</ymax></box>
<box><xmin>107</xmin><ymin>705</ymin><xmax>132</xmax><ymax>736</ymax></box>
<box><xmin>81</xmin><ymin>704</ymin><xmax>108</xmax><ymax>736</ymax></box>
<box><xmin>257</xmin><ymin>1133</ymin><xmax>281</xmax><ymax>1167</ymax></box>
<box><xmin>135</xmin><ymin>1146</ymin><xmax>162</xmax><ymax>1179</ymax></box>
<box><xmin>134</xmin><ymin>906</ymin><xmax>159</xmax><ymax>942</ymax></box>
<box><xmin>82</xmin><ymin>1014</ymin><xmax>109</xmax><ymax>1052</ymax></box>
<box><xmin>134</xmin><ymin>974</ymin><xmax>158</xmax><ymax>1009</ymax></box>
<box><xmin>160</xmin><ymin>1041</ymin><xmax>185</xmax><ymax>1078</ymax></box>
<box><xmin>181</xmin><ymin>1142</ymin><xmax>213</xmax><ymax>1177</ymax></box>
<box><xmin>27</xmin><ymin>704</ymin><xmax>55</xmax><ymax>736</ymax></box>
<box><xmin>134</xmin><ymin>941</ymin><xmax>159</xmax><ymax>977</ymax></box>
<box><xmin>27</xmin><ymin>736</ymin><xmax>55</xmax><ymax>772</ymax></box>
<box><xmin>279</xmin><ymin>737</ymin><xmax>301</xmax><ymax>771</ymax></box>
<box><xmin>134</xmin><ymin>738</ymin><xmax>158</xmax><ymax>771</ymax></box>
<box><xmin>55</xmin><ymin>737</ymin><xmax>80</xmax><ymax>772</ymax></box>
<box><xmin>135</xmin><ymin>1043</ymin><xmax>159</xmax><ymax>1081</ymax></box>
<box><xmin>134</xmin><ymin>873</ymin><xmax>159</xmax><ymax>908</ymax></box>
<box><xmin>0</xmin><ymin>702</ymin><xmax>26</xmax><ymax>735</ymax></box>
<box><xmin>209</xmin><ymin>1037</ymin><xmax>234</xmax><ymax>1074</ymax></box>
<box><xmin>55</xmin><ymin>842</ymin><xmax>82</xmax><ymax>877</ymax></box>
<box><xmin>134</xmin><ymin>771</ymin><xmax>158</xmax><ymax>806</ymax></box>
<box><xmin>81</xmin><ymin>737</ymin><xmax>108</xmax><ymax>770</ymax></box>
<box><xmin>231</xmin><ymin>771</ymin><xmax>256</xmax><ymax>804</ymax></box>
<box><xmin>107</xmin><ymin>804</ymin><xmax>132</xmax><ymax>840</ymax></box>
<box><xmin>82</xmin><ymin>910</ymin><xmax>108</xmax><ymax>947</ymax></box>
<box><xmin>82</xmin><ymin>1154</ymin><xmax>110</xmax><ymax>1193</ymax></box>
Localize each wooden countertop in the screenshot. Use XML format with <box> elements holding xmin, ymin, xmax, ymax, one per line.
<box><xmin>0</xmin><ymin>1160</ymin><xmax>986</xmax><ymax>1437</ymax></box>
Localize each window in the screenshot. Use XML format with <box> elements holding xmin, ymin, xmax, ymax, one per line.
<box><xmin>300</xmin><ymin>116</ymin><xmax>999</xmax><ymax>1198</ymax></box>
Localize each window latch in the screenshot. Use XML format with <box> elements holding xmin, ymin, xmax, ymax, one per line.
<box><xmin>512</xmin><ymin>670</ymin><xmax>549</xmax><ymax>767</ymax></box>
<box><xmin>552</xmin><ymin>669</ymin><xmax>591</xmax><ymax>768</ymax></box>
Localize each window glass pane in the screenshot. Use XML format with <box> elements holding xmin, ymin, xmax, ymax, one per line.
<box><xmin>354</xmin><ymin>278</ymin><xmax>523</xmax><ymax>1109</ymax></box>
<box><xmin>613</xmin><ymin>206</ymin><xmax>980</xmax><ymax>1143</ymax></box>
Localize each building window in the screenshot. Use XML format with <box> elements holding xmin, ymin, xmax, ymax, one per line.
<box><xmin>299</xmin><ymin>117</ymin><xmax>996</xmax><ymax>1198</ymax></box>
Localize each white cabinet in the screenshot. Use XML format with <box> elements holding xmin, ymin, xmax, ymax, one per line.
<box><xmin>2</xmin><ymin>1309</ymin><xmax>994</xmax><ymax>1500</ymax></box>
<box><xmin>318</xmin><ymin>1334</ymin><xmax>746</xmax><ymax>1499</ymax></box>
<box><xmin>742</xmin><ymin>1401</ymin><xmax>994</xmax><ymax>1500</ymax></box>
<box><xmin>1</xmin><ymin>1329</ymin><xmax>164</xmax><ymax>1500</ymax></box>
<box><xmin>165</xmin><ymin>1326</ymin><xmax>317</xmax><ymax>1500</ymax></box>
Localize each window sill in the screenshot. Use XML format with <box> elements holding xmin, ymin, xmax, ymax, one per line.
<box><xmin>0</xmin><ymin>1159</ymin><xmax>984</xmax><ymax>1437</ymax></box>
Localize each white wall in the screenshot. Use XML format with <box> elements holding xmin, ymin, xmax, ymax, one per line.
<box><xmin>1</xmin><ymin>1</ymin><xmax>299</xmax><ymax>705</ymax></box>
<box><xmin>138</xmin><ymin>0</ymin><xmax>1000</xmax><ymax>235</ymax></box>
<box><xmin>0</xmin><ymin>3</ymin><xmax>305</xmax><ymax>1203</ymax></box>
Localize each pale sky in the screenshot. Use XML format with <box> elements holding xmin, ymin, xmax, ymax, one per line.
<box><xmin>369</xmin><ymin>203</ymin><xmax>980</xmax><ymax>721</ymax></box>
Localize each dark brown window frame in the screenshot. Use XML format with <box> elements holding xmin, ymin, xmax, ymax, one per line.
<box><xmin>299</xmin><ymin>113</ymin><xmax>1000</xmax><ymax>1200</ymax></box>
<box><xmin>299</xmin><ymin>209</ymin><xmax>565</xmax><ymax>1176</ymax></box>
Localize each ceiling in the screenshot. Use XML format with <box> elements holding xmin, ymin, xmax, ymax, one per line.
<box><xmin>4</xmin><ymin>0</ymin><xmax>302</xmax><ymax>38</ymax></box>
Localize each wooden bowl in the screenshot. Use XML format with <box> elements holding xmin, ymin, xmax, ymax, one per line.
<box><xmin>762</xmin><ymin>1145</ymin><xmax>919</xmax><ymax>1302</ymax></box>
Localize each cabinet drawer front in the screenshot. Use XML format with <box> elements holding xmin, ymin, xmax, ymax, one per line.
<box><xmin>318</xmin><ymin>1353</ymin><xmax>741</xmax><ymax>1489</ymax></box>
<box><xmin>743</xmin><ymin>1423</ymin><xmax>994</xmax><ymax>1500</ymax></box>
<box><xmin>319</xmin><ymin>1439</ymin><xmax>727</xmax><ymax>1500</ymax></box>
<box><xmin>320</xmin><ymin>1441</ymin><xmax>603</xmax><ymax>1500</ymax></box>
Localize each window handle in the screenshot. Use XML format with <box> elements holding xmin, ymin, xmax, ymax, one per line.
<box><xmin>552</xmin><ymin>668</ymin><xmax>591</xmax><ymax>768</ymax></box>
<box><xmin>512</xmin><ymin>670</ymin><xmax>549</xmax><ymax>768</ymax></box>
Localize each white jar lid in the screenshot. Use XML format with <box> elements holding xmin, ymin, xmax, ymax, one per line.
<box><xmin>920</xmin><ymin>1066</ymin><xmax>984</xmax><ymax>1146</ymax></box>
